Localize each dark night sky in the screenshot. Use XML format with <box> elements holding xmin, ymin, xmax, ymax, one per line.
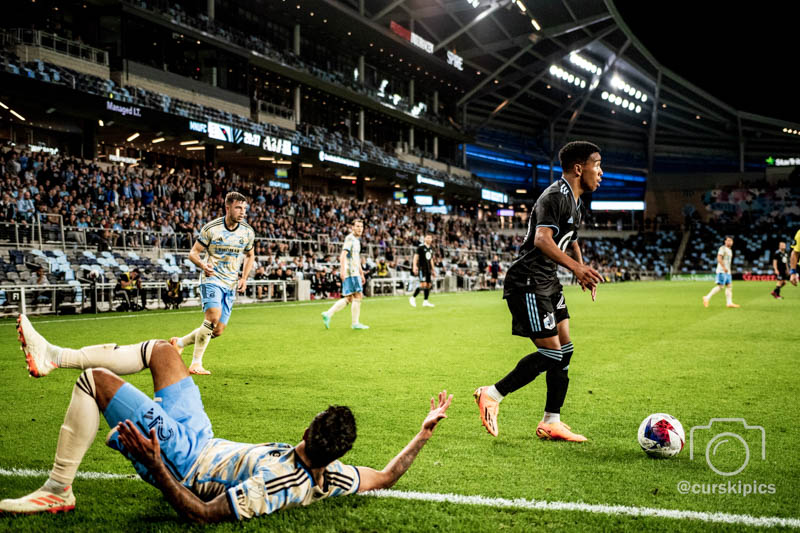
<box><xmin>613</xmin><ymin>2</ymin><xmax>800</xmax><ymax>124</ymax></box>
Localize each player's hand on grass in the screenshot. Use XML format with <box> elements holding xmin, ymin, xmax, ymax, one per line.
<box><xmin>421</xmin><ymin>390</ymin><xmax>453</xmax><ymax>437</ymax></box>
<box><xmin>117</xmin><ymin>419</ymin><xmax>161</xmax><ymax>469</ymax></box>
<box><xmin>202</xmin><ymin>263</ymin><xmax>215</xmax><ymax>277</ymax></box>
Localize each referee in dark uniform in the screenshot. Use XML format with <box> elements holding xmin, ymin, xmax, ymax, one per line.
<box><xmin>474</xmin><ymin>141</ymin><xmax>604</xmax><ymax>442</ymax></box>
<box><xmin>410</xmin><ymin>234</ymin><xmax>435</xmax><ymax>308</ymax></box>
<box><xmin>771</xmin><ymin>241</ymin><xmax>789</xmax><ymax>299</ymax></box>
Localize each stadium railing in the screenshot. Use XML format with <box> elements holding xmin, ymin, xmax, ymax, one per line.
<box><xmin>0</xmin><ymin>279</ymin><xmax>296</xmax><ymax>317</ymax></box>
<box><xmin>8</xmin><ymin>29</ymin><xmax>109</xmax><ymax>67</ymax></box>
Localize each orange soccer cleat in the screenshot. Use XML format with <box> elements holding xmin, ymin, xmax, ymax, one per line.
<box><xmin>17</xmin><ymin>314</ymin><xmax>58</xmax><ymax>378</ymax></box>
<box><xmin>0</xmin><ymin>486</ymin><xmax>75</xmax><ymax>514</ymax></box>
<box><xmin>726</xmin><ymin>303</ymin><xmax>741</xmax><ymax>308</ymax></box>
<box><xmin>473</xmin><ymin>386</ymin><xmax>499</xmax><ymax>437</ymax></box>
<box><xmin>536</xmin><ymin>420</ymin><xmax>587</xmax><ymax>442</ymax></box>
<box><xmin>702</xmin><ymin>297</ymin><xmax>709</xmax><ymax>308</ymax></box>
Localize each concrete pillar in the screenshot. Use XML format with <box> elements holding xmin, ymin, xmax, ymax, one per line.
<box><xmin>294</xmin><ymin>86</ymin><xmax>301</xmax><ymax>124</ymax></box>
<box><xmin>290</xmin><ymin>160</ymin><xmax>301</xmax><ymax>190</ymax></box>
<box><xmin>293</xmin><ymin>24</ymin><xmax>300</xmax><ymax>55</ymax></box>
<box><xmin>409</xmin><ymin>126</ymin><xmax>415</xmax><ymax>151</ymax></box>
<box><xmin>357</xmin><ymin>171</ymin><xmax>365</xmax><ymax>201</ymax></box>
<box><xmin>409</xmin><ymin>78</ymin><xmax>415</xmax><ymax>107</ymax></box>
<box><xmin>433</xmin><ymin>90</ymin><xmax>439</xmax><ymax>113</ymax></box>
<box><xmin>211</xmin><ymin>66</ymin><xmax>217</xmax><ymax>87</ymax></box>
<box><xmin>359</xmin><ymin>0</ymin><xmax>365</xmax><ymax>15</ymax></box>
<box><xmin>204</xmin><ymin>144</ymin><xmax>217</xmax><ymax>166</ymax></box>
<box><xmin>433</xmin><ymin>136</ymin><xmax>438</xmax><ymax>159</ymax></box>
<box><xmin>207</xmin><ymin>0</ymin><xmax>215</xmax><ymax>20</ymax></box>
<box><xmin>358</xmin><ymin>55</ymin><xmax>365</xmax><ymax>85</ymax></box>
<box><xmin>358</xmin><ymin>108</ymin><xmax>365</xmax><ymax>142</ymax></box>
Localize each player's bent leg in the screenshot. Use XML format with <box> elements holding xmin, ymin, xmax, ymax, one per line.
<box><xmin>0</xmin><ymin>369</ymin><xmax>122</xmax><ymax>514</ymax></box>
<box><xmin>148</xmin><ymin>340</ymin><xmax>191</xmax><ymax>393</ymax></box>
<box><xmin>16</xmin><ymin>314</ymin><xmax>60</xmax><ymax>377</ymax></box>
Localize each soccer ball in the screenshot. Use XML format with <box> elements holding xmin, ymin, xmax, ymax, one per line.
<box><xmin>637</xmin><ymin>413</ymin><xmax>685</xmax><ymax>457</ymax></box>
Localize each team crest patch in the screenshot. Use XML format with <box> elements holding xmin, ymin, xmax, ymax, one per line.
<box><xmin>543</xmin><ymin>312</ymin><xmax>556</xmax><ymax>330</ymax></box>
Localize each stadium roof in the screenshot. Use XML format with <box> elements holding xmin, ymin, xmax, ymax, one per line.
<box><xmin>309</xmin><ymin>0</ymin><xmax>800</xmax><ymax>170</ymax></box>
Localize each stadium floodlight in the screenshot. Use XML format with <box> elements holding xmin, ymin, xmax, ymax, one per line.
<box><xmin>549</xmin><ymin>65</ymin><xmax>585</xmax><ymax>89</ymax></box>
<box><xmin>258</xmin><ymin>156</ymin><xmax>274</xmax><ymax>161</ymax></box>
<box><xmin>530</xmin><ymin>18</ymin><xmax>541</xmax><ymax>30</ymax></box>
<box><xmin>10</xmin><ymin>109</ymin><xmax>26</xmax><ymax>121</ymax></box>
<box><xmin>301</xmin><ymin>163</ymin><xmax>313</xmax><ymax>168</ymax></box>
<box><xmin>151</xmin><ymin>137</ymin><xmax>165</xmax><ymax>143</ymax></box>
<box><xmin>180</xmin><ymin>140</ymin><xmax>199</xmax><ymax>146</ymax></box>
<box><xmin>601</xmin><ymin>91</ymin><xmax>609</xmax><ymax>100</ymax></box>
<box><xmin>515</xmin><ymin>0</ymin><xmax>527</xmax><ymax>12</ymax></box>
<box><xmin>126</xmin><ymin>132</ymin><xmax>140</xmax><ymax>142</ymax></box>
<box><xmin>0</xmin><ymin>100</ymin><xmax>7</xmax><ymax>109</ymax></box>
<box><xmin>98</xmin><ymin>119</ymin><xmax>104</xmax><ymax>127</ymax></box>
<box><xmin>186</xmin><ymin>146</ymin><xmax>205</xmax><ymax>151</ymax></box>
<box><xmin>635</xmin><ymin>105</ymin><xmax>641</xmax><ymax>113</ymax></box>
<box><xmin>610</xmin><ymin>74</ymin><xmax>647</xmax><ymax>102</ymax></box>
<box><xmin>216</xmin><ymin>145</ymin><xmax>224</xmax><ymax>149</ymax></box>
<box><xmin>569</xmin><ymin>52</ymin><xmax>602</xmax><ymax>76</ymax></box>
<box><xmin>466</xmin><ymin>0</ymin><xmax>480</xmax><ymax>7</ymax></box>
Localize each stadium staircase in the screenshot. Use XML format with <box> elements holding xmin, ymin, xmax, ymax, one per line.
<box><xmin>672</xmin><ymin>229</ymin><xmax>691</xmax><ymax>273</ymax></box>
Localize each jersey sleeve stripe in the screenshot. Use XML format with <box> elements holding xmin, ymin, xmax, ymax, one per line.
<box><xmin>536</xmin><ymin>224</ymin><xmax>559</xmax><ymax>236</ymax></box>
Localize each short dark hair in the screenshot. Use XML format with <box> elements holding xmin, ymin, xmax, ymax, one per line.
<box><xmin>558</xmin><ymin>141</ymin><xmax>601</xmax><ymax>174</ymax></box>
<box><xmin>225</xmin><ymin>191</ymin><xmax>247</xmax><ymax>205</ymax></box>
<box><xmin>305</xmin><ymin>405</ymin><xmax>357</xmax><ymax>468</ymax></box>
<box><xmin>351</xmin><ymin>218</ymin><xmax>364</xmax><ymax>226</ymax></box>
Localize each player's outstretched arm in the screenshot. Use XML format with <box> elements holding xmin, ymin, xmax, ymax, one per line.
<box><xmin>357</xmin><ymin>390</ymin><xmax>453</xmax><ymax>492</ymax></box>
<box><xmin>117</xmin><ymin>420</ymin><xmax>234</xmax><ymax>523</ymax></box>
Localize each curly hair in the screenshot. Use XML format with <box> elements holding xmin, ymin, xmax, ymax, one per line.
<box><xmin>558</xmin><ymin>141</ymin><xmax>601</xmax><ymax>173</ymax></box>
<box><xmin>304</xmin><ymin>405</ymin><xmax>357</xmax><ymax>468</ymax></box>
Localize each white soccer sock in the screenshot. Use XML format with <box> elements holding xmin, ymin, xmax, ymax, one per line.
<box><xmin>725</xmin><ymin>287</ymin><xmax>733</xmax><ymax>305</ymax></box>
<box><xmin>49</xmin><ymin>370</ymin><xmax>100</xmax><ymax>486</ymax></box>
<box><xmin>542</xmin><ymin>411</ymin><xmax>560</xmax><ymax>424</ymax></box>
<box><xmin>326</xmin><ymin>298</ymin><xmax>348</xmax><ymax>316</ymax></box>
<box><xmin>706</xmin><ymin>285</ymin><xmax>721</xmax><ymax>299</ymax></box>
<box><xmin>191</xmin><ymin>320</ymin><xmax>214</xmax><ymax>366</ymax></box>
<box><xmin>487</xmin><ymin>385</ymin><xmax>504</xmax><ymax>402</ymax></box>
<box><xmin>58</xmin><ymin>342</ymin><xmax>154</xmax><ymax>375</ymax></box>
<box><xmin>177</xmin><ymin>327</ymin><xmax>202</xmax><ymax>348</ymax></box>
<box><xmin>351</xmin><ymin>299</ymin><xmax>361</xmax><ymax>325</ymax></box>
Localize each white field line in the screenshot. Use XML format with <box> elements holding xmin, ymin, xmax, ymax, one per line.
<box><xmin>0</xmin><ymin>292</ymin><xmax>463</xmax><ymax>326</ymax></box>
<box><xmin>1</xmin><ymin>468</ymin><xmax>797</xmax><ymax>528</ymax></box>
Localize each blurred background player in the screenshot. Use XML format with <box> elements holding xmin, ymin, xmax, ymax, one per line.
<box><xmin>163</xmin><ymin>273</ymin><xmax>183</xmax><ymax>309</ymax></box>
<box><xmin>6</xmin><ymin>315</ymin><xmax>452</xmax><ymax>521</ymax></box>
<box><xmin>170</xmin><ymin>192</ymin><xmax>255</xmax><ymax>375</ymax></box>
<box><xmin>321</xmin><ymin>219</ymin><xmax>369</xmax><ymax>329</ymax></box>
<box><xmin>791</xmin><ymin>228</ymin><xmax>800</xmax><ymax>287</ymax></box>
<box><xmin>703</xmin><ymin>236</ymin><xmax>740</xmax><ymax>308</ymax></box>
<box><xmin>473</xmin><ymin>141</ymin><xmax>604</xmax><ymax>442</ymax></box>
<box><xmin>771</xmin><ymin>242</ymin><xmax>789</xmax><ymax>299</ymax></box>
<box><xmin>488</xmin><ymin>255</ymin><xmax>501</xmax><ymax>290</ymax></box>
<box><xmin>409</xmin><ymin>234</ymin><xmax>435</xmax><ymax>308</ymax></box>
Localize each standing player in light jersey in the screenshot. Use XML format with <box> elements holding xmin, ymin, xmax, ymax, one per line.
<box><xmin>770</xmin><ymin>242</ymin><xmax>789</xmax><ymax>299</ymax></box>
<box><xmin>473</xmin><ymin>141</ymin><xmax>604</xmax><ymax>442</ymax></box>
<box><xmin>410</xmin><ymin>234</ymin><xmax>435</xmax><ymax>308</ymax></box>
<box><xmin>703</xmin><ymin>236</ymin><xmax>740</xmax><ymax>308</ymax></box>
<box><xmin>790</xmin><ymin>228</ymin><xmax>800</xmax><ymax>287</ymax></box>
<box><xmin>321</xmin><ymin>219</ymin><xmax>369</xmax><ymax>330</ymax></box>
<box><xmin>5</xmin><ymin>316</ymin><xmax>452</xmax><ymax>520</ymax></box>
<box><xmin>171</xmin><ymin>192</ymin><xmax>255</xmax><ymax>374</ymax></box>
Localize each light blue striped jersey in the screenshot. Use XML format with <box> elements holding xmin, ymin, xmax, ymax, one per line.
<box><xmin>197</xmin><ymin>217</ymin><xmax>255</xmax><ymax>290</ymax></box>
<box><xmin>182</xmin><ymin>439</ymin><xmax>360</xmax><ymax>520</ymax></box>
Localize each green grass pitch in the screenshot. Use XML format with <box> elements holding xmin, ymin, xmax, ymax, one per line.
<box><xmin>0</xmin><ymin>281</ymin><xmax>798</xmax><ymax>532</ymax></box>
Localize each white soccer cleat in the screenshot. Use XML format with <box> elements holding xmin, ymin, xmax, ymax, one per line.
<box><xmin>0</xmin><ymin>486</ymin><xmax>75</xmax><ymax>514</ymax></box>
<box><xmin>16</xmin><ymin>314</ymin><xmax>58</xmax><ymax>378</ymax></box>
<box><xmin>422</xmin><ymin>300</ymin><xmax>435</xmax><ymax>307</ymax></box>
<box><xmin>409</xmin><ymin>296</ymin><xmax>416</xmax><ymax>307</ymax></box>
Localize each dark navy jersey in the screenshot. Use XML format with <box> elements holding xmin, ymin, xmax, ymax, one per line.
<box><xmin>503</xmin><ymin>178</ymin><xmax>582</xmax><ymax>297</ymax></box>
<box><xmin>772</xmin><ymin>248</ymin><xmax>789</xmax><ymax>272</ymax></box>
<box><xmin>416</xmin><ymin>244</ymin><xmax>433</xmax><ymax>273</ymax></box>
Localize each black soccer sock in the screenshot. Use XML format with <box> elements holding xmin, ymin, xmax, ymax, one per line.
<box><xmin>423</xmin><ymin>288</ymin><xmax>430</xmax><ymax>300</ymax></box>
<box><xmin>413</xmin><ymin>287</ymin><xmax>421</xmax><ymax>297</ymax></box>
<box><xmin>775</xmin><ymin>285</ymin><xmax>781</xmax><ymax>296</ymax></box>
<box><xmin>544</xmin><ymin>342</ymin><xmax>573</xmax><ymax>414</ymax></box>
<box><xmin>495</xmin><ymin>348</ymin><xmax>562</xmax><ymax>396</ymax></box>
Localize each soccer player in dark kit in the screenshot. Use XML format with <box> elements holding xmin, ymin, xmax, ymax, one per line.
<box><xmin>410</xmin><ymin>234</ymin><xmax>436</xmax><ymax>308</ymax></box>
<box><xmin>474</xmin><ymin>141</ymin><xmax>604</xmax><ymax>442</ymax></box>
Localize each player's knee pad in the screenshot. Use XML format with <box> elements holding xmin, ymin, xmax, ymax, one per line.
<box><xmin>75</xmin><ymin>369</ymin><xmax>97</xmax><ymax>398</ymax></box>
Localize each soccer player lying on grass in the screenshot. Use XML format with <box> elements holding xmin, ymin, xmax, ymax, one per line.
<box><xmin>1</xmin><ymin>315</ymin><xmax>453</xmax><ymax>522</ymax></box>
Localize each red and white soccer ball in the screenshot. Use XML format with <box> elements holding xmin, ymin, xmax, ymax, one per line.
<box><xmin>638</xmin><ymin>413</ymin><xmax>685</xmax><ymax>458</ymax></box>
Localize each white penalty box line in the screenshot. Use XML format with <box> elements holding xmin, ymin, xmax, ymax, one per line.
<box><xmin>1</xmin><ymin>468</ymin><xmax>798</xmax><ymax>528</ymax></box>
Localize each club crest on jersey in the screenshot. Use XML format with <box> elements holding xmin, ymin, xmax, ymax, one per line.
<box><xmin>543</xmin><ymin>312</ymin><xmax>556</xmax><ymax>330</ymax></box>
